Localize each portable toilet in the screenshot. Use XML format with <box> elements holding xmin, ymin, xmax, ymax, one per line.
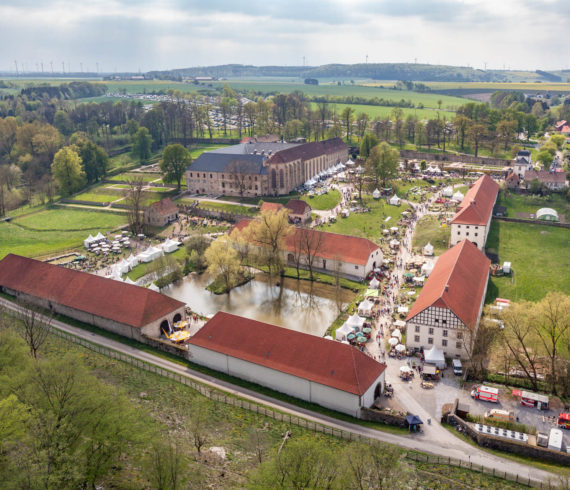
<box><xmin>503</xmin><ymin>262</ymin><xmax>511</xmax><ymax>274</ymax></box>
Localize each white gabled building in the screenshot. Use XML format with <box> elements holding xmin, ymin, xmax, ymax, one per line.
<box><xmin>450</xmin><ymin>175</ymin><xmax>499</xmax><ymax>251</ymax></box>
<box><xmin>405</xmin><ymin>240</ymin><xmax>490</xmax><ymax>360</ymax></box>
<box><xmin>188</xmin><ymin>312</ymin><xmax>387</xmax><ymax>418</ymax></box>
<box><xmin>513</xmin><ymin>150</ymin><xmax>533</xmax><ymax>179</ymax></box>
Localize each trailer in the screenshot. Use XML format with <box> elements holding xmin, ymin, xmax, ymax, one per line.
<box><xmin>520</xmin><ymin>391</ymin><xmax>549</xmax><ymax>410</ymax></box>
<box><xmin>471</xmin><ymin>385</ymin><xmax>499</xmax><ymax>403</ymax></box>
<box><xmin>548</xmin><ymin>428</ymin><xmax>563</xmax><ymax>452</ymax></box>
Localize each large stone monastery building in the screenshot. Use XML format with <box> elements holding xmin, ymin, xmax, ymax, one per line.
<box><xmin>185</xmin><ymin>138</ymin><xmax>348</xmax><ymax>196</ymax></box>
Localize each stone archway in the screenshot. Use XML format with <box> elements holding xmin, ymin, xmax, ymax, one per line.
<box><xmin>160</xmin><ymin>319</ymin><xmax>170</xmax><ymax>336</ymax></box>
<box><xmin>374</xmin><ymin>382</ymin><xmax>383</xmax><ymax>400</ymax></box>
<box><xmin>173</xmin><ymin>313</ymin><xmax>182</xmax><ymax>324</ymax></box>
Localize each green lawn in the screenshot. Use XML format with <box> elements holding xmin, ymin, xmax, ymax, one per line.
<box><xmin>496</xmin><ymin>191</ymin><xmax>569</xmax><ymax>218</ymax></box>
<box><xmin>71</xmin><ymin>192</ymin><xmax>123</xmax><ymax>203</ymax></box>
<box><xmin>196</xmin><ymin>200</ymin><xmax>258</xmax><ymax>215</ymax></box>
<box><xmin>318</xmin><ymin>195</ymin><xmax>410</xmax><ymax>240</ymax></box>
<box><xmin>312</xmin><ymin>102</ymin><xmax>455</xmax><ymax>121</ymax></box>
<box><xmin>219</xmin><ymin>193</ymin><xmax>301</xmax><ymax>206</ymax></box>
<box><xmin>302</xmin><ymin>189</ymin><xmax>341</xmax><ymax>210</ymax></box>
<box><xmin>12</xmin><ymin>208</ymin><xmax>127</xmax><ymax>231</ymax></box>
<box><xmin>412</xmin><ymin>215</ymin><xmax>451</xmax><ymax>255</ymax></box>
<box><xmin>107</xmin><ymin>172</ymin><xmax>162</xmax><ymax>183</ymax></box>
<box><xmin>485</xmin><ymin>221</ymin><xmax>570</xmax><ymax>303</ymax></box>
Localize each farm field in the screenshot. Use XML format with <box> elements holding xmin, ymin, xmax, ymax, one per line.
<box><xmin>421</xmin><ymin>81</ymin><xmax>570</xmax><ymax>92</ymax></box>
<box><xmin>318</xmin><ymin>195</ymin><xmax>410</xmax><ymax>240</ymax></box>
<box><xmin>485</xmin><ymin>221</ymin><xmax>570</xmax><ymax>303</ymax></box>
<box><xmin>311</xmin><ymin>102</ymin><xmax>455</xmax><ymax>120</ymax></box>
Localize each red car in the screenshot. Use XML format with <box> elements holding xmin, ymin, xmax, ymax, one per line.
<box><xmin>435</xmin><ymin>197</ymin><xmax>447</xmax><ymax>204</ymax></box>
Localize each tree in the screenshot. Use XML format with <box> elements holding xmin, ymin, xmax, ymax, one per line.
<box><xmin>131</xmin><ymin>127</ymin><xmax>152</xmax><ymax>163</ymax></box>
<box><xmin>496</xmin><ymin>120</ymin><xmax>517</xmax><ymax>151</ymax></box>
<box><xmin>53</xmin><ymin>110</ymin><xmax>74</xmax><ymax>136</ymax></box>
<box><xmin>462</xmin><ymin>308</ymin><xmax>502</xmax><ymax>379</ymax></box>
<box><xmin>160</xmin><ymin>144</ymin><xmax>191</xmax><ymax>191</ymax></box>
<box><xmin>341</xmin><ymin>106</ymin><xmax>355</xmax><ymax>143</ymax></box>
<box><xmin>468</xmin><ymin>123</ymin><xmax>487</xmax><ymax>157</ymax></box>
<box><xmin>73</xmin><ymin>138</ymin><xmax>109</xmax><ymax>184</ymax></box>
<box><xmin>16</xmin><ymin>299</ymin><xmax>53</xmax><ymax>359</ymax></box>
<box><xmin>391</xmin><ymin>108</ymin><xmax>405</xmax><ymax>148</ymax></box>
<box><xmin>453</xmin><ymin>114</ymin><xmax>471</xmax><ymax>151</ymax></box>
<box><xmin>51</xmin><ymin>146</ymin><xmax>86</xmax><ymax>196</ymax></box>
<box><xmin>185</xmin><ymin>233</ymin><xmax>210</xmax><ymax>271</ymax></box>
<box><xmin>367</xmin><ymin>142</ymin><xmax>399</xmax><ymax>188</ymax></box>
<box><xmin>125</xmin><ymin>177</ymin><xmax>147</xmax><ymax>235</ymax></box>
<box><xmin>298</xmin><ymin>226</ymin><xmax>324</xmax><ymax>280</ymax></box>
<box><xmin>227</xmin><ymin>159</ymin><xmax>252</xmax><ymax>201</ymax></box>
<box><xmin>359</xmin><ymin>133</ymin><xmax>378</xmax><ymax>159</ymax></box>
<box><xmin>145</xmin><ymin>441</ymin><xmax>188</xmax><ymax>490</ymax></box>
<box><xmin>355</xmin><ymin>113</ymin><xmax>369</xmax><ymax>139</ymax></box>
<box><xmin>188</xmin><ymin>398</ymin><xmax>210</xmax><ymax>454</ymax></box>
<box><xmin>537</xmin><ymin>150</ymin><xmax>554</xmax><ymax>169</ymax></box>
<box><xmin>204</xmin><ymin>235</ymin><xmax>242</xmax><ymax>293</ymax></box>
<box><xmin>549</xmin><ymin>133</ymin><xmax>566</xmax><ymax>150</ymax></box>
<box><xmin>414</xmin><ymin>122</ymin><xmax>427</xmax><ymax>149</ymax></box>
<box><xmin>248</xmin><ymin>208</ymin><xmax>293</xmax><ymax>276</ymax></box>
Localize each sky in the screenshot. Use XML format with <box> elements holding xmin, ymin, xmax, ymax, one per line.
<box><xmin>1</xmin><ymin>0</ymin><xmax>568</xmax><ymax>73</ymax></box>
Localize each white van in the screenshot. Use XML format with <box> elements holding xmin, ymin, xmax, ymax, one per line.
<box><xmin>452</xmin><ymin>359</ymin><xmax>463</xmax><ymax>376</ymax></box>
<box><xmin>485</xmin><ymin>409</ymin><xmax>514</xmax><ymax>422</ymax></box>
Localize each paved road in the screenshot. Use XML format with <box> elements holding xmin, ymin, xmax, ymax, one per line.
<box><xmin>1</xmin><ymin>298</ymin><xmax>560</xmax><ymax>485</ymax></box>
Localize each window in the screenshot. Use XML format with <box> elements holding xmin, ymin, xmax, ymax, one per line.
<box><xmin>428</xmin><ymin>327</ymin><xmax>434</xmax><ymax>335</ymax></box>
<box><xmin>255</xmin><ymin>176</ymin><xmax>258</xmax><ymax>181</ymax></box>
<box><xmin>415</xmin><ymin>335</ymin><xmax>420</xmax><ymax>342</ymax></box>
<box><xmin>475</xmin><ymin>233</ymin><xmax>478</xmax><ymax>237</ymax></box>
<box><xmin>221</xmin><ymin>183</ymin><xmax>225</xmax><ymax>188</ymax></box>
<box><xmin>442</xmin><ymin>319</ymin><xmax>447</xmax><ymax>325</ymax></box>
<box><xmin>203</xmin><ymin>173</ymin><xmax>206</xmax><ymax>178</ymax></box>
<box><xmin>456</xmin><ymin>332</ymin><xmax>463</xmax><ymax>340</ymax></box>
<box><xmin>434</xmin><ymin>319</ymin><xmax>439</xmax><ymax>323</ymax></box>
<box><xmin>456</xmin><ymin>341</ymin><xmax>462</xmax><ymax>349</ymax></box>
<box><xmin>466</xmin><ymin>232</ymin><xmax>469</xmax><ymax>237</ymax></box>
<box><xmin>428</xmin><ymin>338</ymin><xmax>433</xmax><ymax>345</ymax></box>
<box><xmin>249</xmin><ymin>176</ymin><xmax>252</xmax><ymax>180</ymax></box>
<box><xmin>415</xmin><ymin>325</ymin><xmax>420</xmax><ymax>333</ymax></box>
<box><xmin>458</xmin><ymin>225</ymin><xmax>461</xmax><ymax>229</ymax></box>
<box><xmin>355</xmin><ymin>266</ymin><xmax>359</xmax><ymax>270</ymax></box>
<box><xmin>255</xmin><ymin>185</ymin><xmax>258</xmax><ymax>190</ymax></box>
<box><xmin>209</xmin><ymin>173</ymin><xmax>212</xmax><ymax>178</ymax></box>
<box><xmin>443</xmin><ymin>329</ymin><xmax>448</xmax><ymax>337</ymax></box>
<box><xmin>466</xmin><ymin>226</ymin><xmax>470</xmax><ymax>229</ymax></box>
<box><xmin>222</xmin><ymin>174</ymin><xmax>224</xmax><ymax>179</ymax></box>
<box><xmin>190</xmin><ymin>172</ymin><xmax>193</xmax><ymax>177</ymax></box>
<box><xmin>442</xmin><ymin>339</ymin><xmax>448</xmax><ymax>347</ymax></box>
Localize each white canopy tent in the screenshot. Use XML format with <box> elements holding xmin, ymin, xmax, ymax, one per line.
<box><xmin>358</xmin><ymin>299</ymin><xmax>374</xmax><ymax>317</ymax></box>
<box><xmin>161</xmin><ymin>238</ymin><xmax>181</xmax><ymax>253</ymax></box>
<box><xmin>124</xmin><ymin>277</ymin><xmax>136</xmax><ymax>285</ymax></box>
<box><xmin>345</xmin><ymin>312</ymin><xmax>365</xmax><ymax>329</ymax></box>
<box><xmin>94</xmin><ymin>232</ymin><xmax>105</xmax><ymax>242</ymax></box>
<box><xmin>148</xmin><ymin>283</ymin><xmax>160</xmax><ymax>292</ymax></box>
<box><xmin>394</xmin><ymin>320</ymin><xmax>406</xmax><ymax>328</ymax></box>
<box><xmin>413</xmin><ymin>276</ymin><xmax>425</xmax><ymax>286</ymax></box>
<box><xmin>388</xmin><ymin>337</ymin><xmax>399</xmax><ymax>346</ymax></box>
<box><xmin>389</xmin><ymin>194</ymin><xmax>401</xmax><ymax>206</ymax></box>
<box><xmin>126</xmin><ymin>253</ymin><xmax>139</xmax><ymax>268</ymax></box>
<box><xmin>389</xmin><ymin>239</ymin><xmax>400</xmax><ymax>249</ymax></box>
<box><xmin>397</xmin><ymin>306</ymin><xmax>409</xmax><ymax>314</ymax></box>
<box><xmin>442</xmin><ymin>186</ymin><xmax>453</xmax><ymax>197</ymax></box>
<box><xmin>369</xmin><ymin>276</ymin><xmax>380</xmax><ymax>289</ymax></box>
<box><xmin>372</xmin><ymin>188</ymin><xmax>381</xmax><ymax>199</ymax></box>
<box><xmin>391</xmin><ymin>328</ymin><xmax>402</xmax><ymax>339</ymax></box>
<box><xmin>452</xmin><ymin>191</ymin><xmax>464</xmax><ymax>202</ymax></box>
<box><xmin>395</xmin><ymin>344</ymin><xmax>406</xmax><ymax>353</ymax></box>
<box><xmin>335</xmin><ymin>323</ymin><xmax>353</xmax><ymax>342</ymax></box>
<box><xmin>84</xmin><ymin>234</ymin><xmax>95</xmax><ymax>249</ymax></box>
<box><xmin>423</xmin><ymin>242</ymin><xmax>434</xmax><ymax>256</ymax></box>
<box><xmin>345</xmin><ymin>158</ymin><xmax>355</xmax><ymax>166</ymax></box>
<box><xmin>421</xmin><ymin>261</ymin><xmax>434</xmax><ymax>277</ymax></box>
<box><xmin>138</xmin><ymin>245</ymin><xmax>164</xmax><ymax>263</ymax></box>
<box><xmin>117</xmin><ymin>259</ymin><xmax>131</xmax><ymax>274</ymax></box>
<box><xmin>424</xmin><ymin>346</ymin><xmax>446</xmax><ymax>369</ymax></box>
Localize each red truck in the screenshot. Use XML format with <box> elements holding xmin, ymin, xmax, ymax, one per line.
<box><xmin>471</xmin><ymin>385</ymin><xmax>499</xmax><ymax>403</ymax></box>
<box><xmin>558</xmin><ymin>413</ymin><xmax>570</xmax><ymax>430</ymax></box>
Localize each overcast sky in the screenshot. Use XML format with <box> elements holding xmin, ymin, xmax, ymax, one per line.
<box><xmin>1</xmin><ymin>0</ymin><xmax>568</xmax><ymax>73</ymax></box>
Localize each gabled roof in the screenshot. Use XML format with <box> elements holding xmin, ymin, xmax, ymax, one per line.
<box><xmin>268</xmin><ymin>138</ymin><xmax>346</xmax><ymax>164</ymax></box>
<box><xmin>451</xmin><ymin>175</ymin><xmax>499</xmax><ymax>226</ymax></box>
<box><xmin>0</xmin><ymin>254</ymin><xmax>185</xmax><ymax>328</ymax></box>
<box><xmin>187</xmin><ymin>152</ymin><xmax>268</xmax><ymax>174</ymax></box>
<box><xmin>149</xmin><ymin>197</ymin><xmax>178</xmax><ymax>216</ymax></box>
<box><xmin>285</xmin><ymin>199</ymin><xmax>311</xmax><ymax>215</ymax></box>
<box><xmin>406</xmin><ymin>240</ymin><xmax>490</xmax><ymax>329</ymax></box>
<box><xmin>232</xmin><ymin>219</ymin><xmax>380</xmax><ymax>266</ymax></box>
<box><xmin>525</xmin><ymin>170</ymin><xmax>566</xmax><ymax>184</ymax></box>
<box><xmin>189</xmin><ymin>312</ymin><xmax>386</xmax><ymax>395</ymax></box>
<box><xmin>506</xmin><ymin>172</ymin><xmax>519</xmax><ymax>183</ymax></box>
<box><xmin>260</xmin><ymin>202</ymin><xmax>284</xmax><ymax>212</ymax></box>
<box><xmin>211</xmin><ymin>141</ymin><xmax>297</xmax><ymax>155</ymax></box>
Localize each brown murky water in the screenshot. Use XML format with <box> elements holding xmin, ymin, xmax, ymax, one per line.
<box><xmin>163</xmin><ymin>272</ymin><xmax>355</xmax><ymax>336</ymax></box>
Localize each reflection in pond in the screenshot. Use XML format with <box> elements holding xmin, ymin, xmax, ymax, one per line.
<box><xmin>163</xmin><ymin>272</ymin><xmax>355</xmax><ymax>337</ymax></box>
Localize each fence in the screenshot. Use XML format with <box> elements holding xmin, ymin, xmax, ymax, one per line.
<box><xmin>46</xmin><ymin>326</ymin><xmax>554</xmax><ymax>488</ymax></box>
<box><xmin>494</xmin><ymin>216</ymin><xmax>570</xmax><ymax>229</ymax></box>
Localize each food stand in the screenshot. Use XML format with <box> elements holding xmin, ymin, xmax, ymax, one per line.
<box><xmin>520</xmin><ymin>391</ymin><xmax>549</xmax><ymax>410</ymax></box>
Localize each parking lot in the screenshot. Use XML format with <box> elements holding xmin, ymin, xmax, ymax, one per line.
<box><xmin>385</xmin><ymin>357</ymin><xmax>569</xmax><ymax>448</ymax></box>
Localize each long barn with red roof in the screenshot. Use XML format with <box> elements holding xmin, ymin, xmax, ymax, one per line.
<box><xmin>188</xmin><ymin>312</ymin><xmax>387</xmax><ymax>417</ymax></box>
<box><xmin>0</xmin><ymin>254</ymin><xmax>186</xmax><ymax>341</ymax></box>
<box><xmin>450</xmin><ymin>174</ymin><xmax>499</xmax><ymax>251</ymax></box>
<box><xmin>405</xmin><ymin>240</ymin><xmax>490</xmax><ymax>359</ymax></box>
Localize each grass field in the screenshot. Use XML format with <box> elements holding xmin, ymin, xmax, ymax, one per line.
<box><xmin>302</xmin><ymin>189</ymin><xmax>341</xmax><ymax>210</ymax></box>
<box><xmin>196</xmin><ymin>200</ymin><xmax>258</xmax><ymax>215</ymax></box>
<box><xmin>496</xmin><ymin>191</ymin><xmax>569</xmax><ymax>218</ymax></box>
<box><xmin>485</xmin><ymin>221</ymin><xmax>570</xmax><ymax>303</ymax></box>
<box><xmin>11</xmin><ymin>208</ymin><xmax>127</xmax><ymax>231</ymax></box>
<box><xmin>312</xmin><ymin>102</ymin><xmax>455</xmax><ymax>121</ymax></box>
<box><xmin>412</xmin><ymin>215</ymin><xmax>451</xmax><ymax>255</ymax></box>
<box><xmin>318</xmin><ymin>195</ymin><xmax>410</xmax><ymax>239</ymax></box>
<box><xmin>72</xmin><ymin>191</ymin><xmax>124</xmax><ymax>203</ymax></box>
<box><xmin>107</xmin><ymin>172</ymin><xmax>162</xmax><ymax>183</ymax></box>
<box><xmin>420</xmin><ymin>81</ymin><xmax>570</xmax><ymax>92</ymax></box>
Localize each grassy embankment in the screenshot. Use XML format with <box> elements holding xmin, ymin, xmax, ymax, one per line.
<box><xmin>0</xmin><ymin>207</ymin><xmax>127</xmax><ymax>260</ymax></box>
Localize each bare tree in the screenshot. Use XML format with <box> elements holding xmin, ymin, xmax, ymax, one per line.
<box><xmin>16</xmin><ymin>299</ymin><xmax>53</xmax><ymax>358</ymax></box>
<box><xmin>146</xmin><ymin>440</ymin><xmax>187</xmax><ymax>490</ymax></box>
<box><xmin>245</xmin><ymin>427</ymin><xmax>269</xmax><ymax>464</ymax></box>
<box><xmin>227</xmin><ymin>159</ymin><xmax>251</xmax><ymax>201</ymax></box>
<box><xmin>189</xmin><ymin>399</ymin><xmax>209</xmax><ymax>454</ymax></box>
<box><xmin>299</xmin><ymin>226</ymin><xmax>324</xmax><ymax>281</ymax></box>
<box><xmin>462</xmin><ymin>311</ymin><xmax>501</xmax><ymax>379</ymax></box>
<box><xmin>125</xmin><ymin>177</ymin><xmax>147</xmax><ymax>235</ymax></box>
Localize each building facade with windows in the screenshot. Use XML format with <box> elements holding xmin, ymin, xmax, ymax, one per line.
<box><xmin>185</xmin><ymin>139</ymin><xmax>348</xmax><ymax>197</ymax></box>
<box><xmin>449</xmin><ymin>174</ymin><xmax>499</xmax><ymax>251</ymax></box>
<box><xmin>405</xmin><ymin>240</ymin><xmax>490</xmax><ymax>359</ymax></box>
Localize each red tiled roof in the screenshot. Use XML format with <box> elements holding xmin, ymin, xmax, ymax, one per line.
<box><xmin>268</xmin><ymin>138</ymin><xmax>346</xmax><ymax>164</ymax></box>
<box><xmin>189</xmin><ymin>312</ymin><xmax>386</xmax><ymax>395</ymax></box>
<box><xmin>525</xmin><ymin>170</ymin><xmax>566</xmax><ymax>184</ymax></box>
<box><xmin>451</xmin><ymin>175</ymin><xmax>499</xmax><ymax>226</ymax></box>
<box><xmin>506</xmin><ymin>172</ymin><xmax>519</xmax><ymax>183</ymax></box>
<box><xmin>0</xmin><ymin>254</ymin><xmax>185</xmax><ymax>328</ymax></box>
<box><xmin>232</xmin><ymin>219</ymin><xmax>380</xmax><ymax>266</ymax></box>
<box><xmin>285</xmin><ymin>199</ymin><xmax>311</xmax><ymax>215</ymax></box>
<box><xmin>560</xmin><ymin>126</ymin><xmax>570</xmax><ymax>134</ymax></box>
<box><xmin>406</xmin><ymin>240</ymin><xmax>490</xmax><ymax>328</ymax></box>
<box><xmin>260</xmin><ymin>202</ymin><xmax>284</xmax><ymax>212</ymax></box>
<box><xmin>149</xmin><ymin>197</ymin><xmax>178</xmax><ymax>216</ymax></box>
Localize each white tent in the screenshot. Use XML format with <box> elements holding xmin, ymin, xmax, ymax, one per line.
<box><xmin>138</xmin><ymin>245</ymin><xmax>163</xmax><ymax>263</ymax></box>
<box><xmin>397</xmin><ymin>306</ymin><xmax>408</xmax><ymax>314</ymax></box>
<box><xmin>452</xmin><ymin>191</ymin><xmax>464</xmax><ymax>202</ymax></box>
<box><xmin>390</xmin><ymin>226</ymin><xmax>399</xmax><ymax>234</ymax></box>
<box><xmin>389</xmin><ymin>194</ymin><xmax>401</xmax><ymax>206</ymax></box>
<box><xmin>423</xmin><ymin>242</ymin><xmax>434</xmax><ymax>256</ymax></box>
<box><xmin>148</xmin><ymin>283</ymin><xmax>160</xmax><ymax>292</ymax></box>
<box><xmin>413</xmin><ymin>276</ymin><xmax>425</xmax><ymax>286</ymax></box>
<box><xmin>355</xmin><ymin>165</ymin><xmax>364</xmax><ymax>174</ymax></box>
<box><xmin>84</xmin><ymin>234</ymin><xmax>95</xmax><ymax>249</ymax></box>
<box><xmin>395</xmin><ymin>344</ymin><xmax>406</xmax><ymax>353</ymax></box>
<box><xmin>161</xmin><ymin>238</ymin><xmax>180</xmax><ymax>253</ymax></box>
<box><xmin>335</xmin><ymin>323</ymin><xmax>353</xmax><ymax>342</ymax></box>
<box><xmin>372</xmin><ymin>188</ymin><xmax>381</xmax><ymax>199</ymax></box>
<box><xmin>95</xmin><ymin>232</ymin><xmax>105</xmax><ymax>242</ymax></box>
<box><xmin>127</xmin><ymin>253</ymin><xmax>139</xmax><ymax>268</ymax></box>
<box><xmin>346</xmin><ymin>312</ymin><xmax>365</xmax><ymax>329</ymax></box>
<box><xmin>389</xmin><ymin>239</ymin><xmax>400</xmax><ymax>249</ymax></box>
<box><xmin>124</xmin><ymin>277</ymin><xmax>136</xmax><ymax>285</ymax></box>
<box><xmin>388</xmin><ymin>337</ymin><xmax>399</xmax><ymax>346</ymax></box>
<box><xmin>369</xmin><ymin>276</ymin><xmax>380</xmax><ymax>289</ymax></box>
<box><xmin>358</xmin><ymin>299</ymin><xmax>374</xmax><ymax>317</ymax></box>
<box><xmin>442</xmin><ymin>186</ymin><xmax>453</xmax><ymax>197</ymax></box>
<box><xmin>394</xmin><ymin>320</ymin><xmax>406</xmax><ymax>328</ymax></box>
<box><xmin>345</xmin><ymin>158</ymin><xmax>355</xmax><ymax>166</ymax></box>
<box><xmin>421</xmin><ymin>261</ymin><xmax>434</xmax><ymax>277</ymax></box>
<box><xmin>424</xmin><ymin>346</ymin><xmax>446</xmax><ymax>369</ymax></box>
<box><xmin>391</xmin><ymin>328</ymin><xmax>402</xmax><ymax>339</ymax></box>
<box><xmin>117</xmin><ymin>259</ymin><xmax>131</xmax><ymax>274</ymax></box>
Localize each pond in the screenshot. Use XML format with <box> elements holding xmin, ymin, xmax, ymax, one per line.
<box><xmin>163</xmin><ymin>272</ymin><xmax>356</xmax><ymax>337</ymax></box>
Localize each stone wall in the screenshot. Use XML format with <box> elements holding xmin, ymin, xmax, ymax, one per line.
<box><xmin>141</xmin><ymin>334</ymin><xmax>188</xmax><ymax>357</ymax></box>
<box><xmin>400</xmin><ymin>150</ymin><xmax>509</xmax><ymax>167</ymax></box>
<box><xmin>447</xmin><ymin>412</ymin><xmax>570</xmax><ymax>465</ymax></box>
<box><xmin>360</xmin><ymin>407</ymin><xmax>408</xmax><ymax>427</ymax></box>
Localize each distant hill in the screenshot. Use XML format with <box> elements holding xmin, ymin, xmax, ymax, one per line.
<box><xmin>147</xmin><ymin>63</ymin><xmax>565</xmax><ymax>83</ymax></box>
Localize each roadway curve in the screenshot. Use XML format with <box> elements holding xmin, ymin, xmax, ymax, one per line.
<box><xmin>0</xmin><ymin>298</ymin><xmax>560</xmax><ymax>486</ymax></box>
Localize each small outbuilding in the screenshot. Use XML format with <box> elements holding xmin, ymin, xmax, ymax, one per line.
<box><xmin>536</xmin><ymin>208</ymin><xmax>559</xmax><ymax>222</ymax></box>
<box><xmin>423</xmin><ymin>242</ymin><xmax>434</xmax><ymax>256</ymax></box>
